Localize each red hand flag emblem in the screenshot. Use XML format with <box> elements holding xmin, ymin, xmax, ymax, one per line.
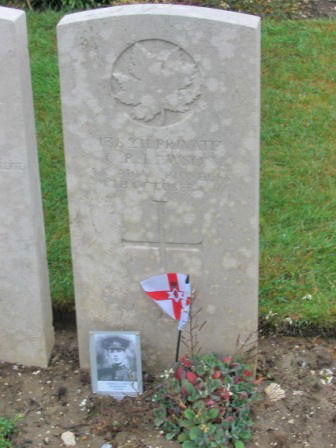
<box><xmin>140</xmin><ymin>273</ymin><xmax>191</xmax><ymax>330</ymax></box>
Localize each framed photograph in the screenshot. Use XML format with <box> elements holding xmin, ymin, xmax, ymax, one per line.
<box><xmin>90</xmin><ymin>331</ymin><xmax>143</xmax><ymax>399</ymax></box>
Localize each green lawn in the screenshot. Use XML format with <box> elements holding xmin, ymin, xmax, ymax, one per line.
<box><xmin>27</xmin><ymin>13</ymin><xmax>336</xmax><ymax>331</ymax></box>
<box><xmin>28</xmin><ymin>11</ymin><xmax>72</xmax><ymax>309</ymax></box>
<box><xmin>260</xmin><ymin>21</ymin><xmax>336</xmax><ymax>331</ymax></box>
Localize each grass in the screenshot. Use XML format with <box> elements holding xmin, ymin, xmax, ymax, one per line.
<box><xmin>260</xmin><ymin>21</ymin><xmax>336</xmax><ymax>331</ymax></box>
<box><xmin>27</xmin><ymin>13</ymin><xmax>336</xmax><ymax>331</ymax></box>
<box><xmin>0</xmin><ymin>416</ymin><xmax>19</xmax><ymax>448</ymax></box>
<box><xmin>28</xmin><ymin>11</ymin><xmax>73</xmax><ymax>309</ymax></box>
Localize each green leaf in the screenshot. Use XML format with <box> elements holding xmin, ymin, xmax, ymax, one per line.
<box><xmin>192</xmin><ymin>400</ymin><xmax>206</xmax><ymax>411</ymax></box>
<box><xmin>184</xmin><ymin>409</ymin><xmax>195</xmax><ymax>420</ymax></box>
<box><xmin>153</xmin><ymin>417</ymin><xmax>164</xmax><ymax>427</ymax></box>
<box><xmin>208</xmin><ymin>408</ymin><xmax>220</xmax><ymax>419</ymax></box>
<box><xmin>178</xmin><ymin>433</ymin><xmax>188</xmax><ymax>442</ymax></box>
<box><xmin>239</xmin><ymin>430</ymin><xmax>251</xmax><ymax>440</ymax></box>
<box><xmin>207</xmin><ymin>423</ymin><xmax>217</xmax><ymax>434</ymax></box>
<box><xmin>184</xmin><ymin>380</ymin><xmax>196</xmax><ymax>395</ymax></box>
<box><xmin>183</xmin><ymin>441</ymin><xmax>197</xmax><ymax>448</ymax></box>
<box><xmin>234</xmin><ymin>441</ymin><xmax>245</xmax><ymax>448</ymax></box>
<box><xmin>215</xmin><ymin>427</ymin><xmax>225</xmax><ymax>440</ymax></box>
<box><xmin>189</xmin><ymin>426</ymin><xmax>201</xmax><ymax>440</ymax></box>
<box><xmin>166</xmin><ymin>432</ymin><xmax>177</xmax><ymax>440</ymax></box>
<box><xmin>178</xmin><ymin>418</ymin><xmax>194</xmax><ymax>428</ymax></box>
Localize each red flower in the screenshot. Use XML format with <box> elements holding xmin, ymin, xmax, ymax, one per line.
<box><xmin>243</xmin><ymin>369</ymin><xmax>252</xmax><ymax>377</ymax></box>
<box><xmin>205</xmin><ymin>399</ymin><xmax>216</xmax><ymax>407</ymax></box>
<box><xmin>221</xmin><ymin>389</ymin><xmax>231</xmax><ymax>401</ymax></box>
<box><xmin>212</xmin><ymin>370</ymin><xmax>221</xmax><ymax>379</ymax></box>
<box><xmin>181</xmin><ymin>356</ymin><xmax>192</xmax><ymax>368</ymax></box>
<box><xmin>175</xmin><ymin>366</ymin><xmax>184</xmax><ymax>381</ymax></box>
<box><xmin>216</xmin><ymin>387</ymin><xmax>231</xmax><ymax>400</ymax></box>
<box><xmin>223</xmin><ymin>356</ymin><xmax>232</xmax><ymax>364</ymax></box>
<box><xmin>186</xmin><ymin>371</ymin><xmax>197</xmax><ymax>384</ymax></box>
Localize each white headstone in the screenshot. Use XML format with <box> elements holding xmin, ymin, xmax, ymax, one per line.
<box><xmin>0</xmin><ymin>7</ymin><xmax>54</xmax><ymax>367</ymax></box>
<box><xmin>58</xmin><ymin>5</ymin><xmax>260</xmax><ymax>371</ymax></box>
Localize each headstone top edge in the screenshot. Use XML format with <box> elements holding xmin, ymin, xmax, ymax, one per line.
<box><xmin>57</xmin><ymin>4</ymin><xmax>260</xmax><ymax>29</ymax></box>
<box><xmin>0</xmin><ymin>6</ymin><xmax>25</xmax><ymax>21</ymax></box>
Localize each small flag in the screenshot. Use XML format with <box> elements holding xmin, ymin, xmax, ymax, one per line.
<box><xmin>140</xmin><ymin>273</ymin><xmax>191</xmax><ymax>330</ymax></box>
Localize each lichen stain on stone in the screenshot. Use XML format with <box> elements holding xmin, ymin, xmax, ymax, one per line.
<box><xmin>192</xmin><ymin>190</ymin><xmax>203</xmax><ymax>199</ymax></box>
<box><xmin>247</xmin><ymin>263</ymin><xmax>257</xmax><ymax>279</ymax></box>
<box><xmin>222</xmin><ymin>255</ymin><xmax>239</xmax><ymax>269</ymax></box>
<box><xmin>110</xmin><ymin>114</ymin><xmax>127</xmax><ymax>130</ymax></box>
<box><xmin>213</xmin><ymin>100</ymin><xmax>225</xmax><ymax>112</ymax></box>
<box><xmin>249</xmin><ymin>216</ymin><xmax>258</xmax><ymax>229</ymax></box>
<box><xmin>239</xmin><ymin>247</ymin><xmax>252</xmax><ymax>258</ymax></box>
<box><xmin>206</xmin><ymin>304</ymin><xmax>216</xmax><ymax>314</ymax></box>
<box><xmin>242</xmin><ymin>134</ymin><xmax>256</xmax><ymax>152</ymax></box>
<box><xmin>206</xmin><ymin>78</ymin><xmax>219</xmax><ymax>92</ymax></box>
<box><xmin>122</xmin><ymin>205</ymin><xmax>142</xmax><ymax>223</ymax></box>
<box><xmin>233</xmin><ymin>161</ymin><xmax>250</xmax><ymax>178</ymax></box>
<box><xmin>210</xmin><ymin>30</ymin><xmax>237</xmax><ymax>59</ymax></box>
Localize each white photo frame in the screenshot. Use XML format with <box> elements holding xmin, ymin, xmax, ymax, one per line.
<box><xmin>90</xmin><ymin>331</ymin><xmax>143</xmax><ymax>399</ymax></box>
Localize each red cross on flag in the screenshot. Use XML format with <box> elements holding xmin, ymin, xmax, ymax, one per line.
<box><xmin>140</xmin><ymin>273</ymin><xmax>191</xmax><ymax>330</ymax></box>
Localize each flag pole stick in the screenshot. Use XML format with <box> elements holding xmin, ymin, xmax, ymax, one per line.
<box><xmin>175</xmin><ymin>330</ymin><xmax>182</xmax><ymax>362</ymax></box>
<box><xmin>175</xmin><ymin>274</ymin><xmax>190</xmax><ymax>363</ymax></box>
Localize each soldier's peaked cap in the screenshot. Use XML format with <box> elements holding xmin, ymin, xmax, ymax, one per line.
<box><xmin>102</xmin><ymin>336</ymin><xmax>130</xmax><ymax>351</ymax></box>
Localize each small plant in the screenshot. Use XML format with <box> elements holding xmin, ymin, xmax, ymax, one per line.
<box><xmin>153</xmin><ymin>354</ymin><xmax>259</xmax><ymax>448</ymax></box>
<box><xmin>181</xmin><ymin>290</ymin><xmax>207</xmax><ymax>359</ymax></box>
<box><xmin>0</xmin><ymin>416</ymin><xmax>20</xmax><ymax>448</ymax></box>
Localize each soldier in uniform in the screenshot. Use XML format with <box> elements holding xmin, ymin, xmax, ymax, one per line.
<box><xmin>98</xmin><ymin>336</ymin><xmax>133</xmax><ymax>381</ymax></box>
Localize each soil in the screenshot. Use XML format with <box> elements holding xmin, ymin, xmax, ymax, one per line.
<box><xmin>300</xmin><ymin>0</ymin><xmax>336</xmax><ymax>19</ymax></box>
<box><xmin>1</xmin><ymin>326</ymin><xmax>336</xmax><ymax>448</ymax></box>
<box><xmin>299</xmin><ymin>0</ymin><xmax>336</xmax><ymax>18</ymax></box>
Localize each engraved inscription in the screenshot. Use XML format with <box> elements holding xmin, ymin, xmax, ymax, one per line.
<box><xmin>100</xmin><ymin>137</ymin><xmax>222</xmax><ymax>151</ymax></box>
<box><xmin>0</xmin><ymin>160</ymin><xmax>24</xmax><ymax>171</ymax></box>
<box><xmin>111</xmin><ymin>40</ymin><xmax>201</xmax><ymax>127</ymax></box>
<box><xmin>122</xmin><ymin>200</ymin><xmax>202</xmax><ymax>270</ymax></box>
<box><xmin>96</xmin><ymin>136</ymin><xmax>226</xmax><ymax>194</ymax></box>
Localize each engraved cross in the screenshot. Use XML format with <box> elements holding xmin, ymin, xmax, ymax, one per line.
<box><xmin>122</xmin><ymin>200</ymin><xmax>202</xmax><ymax>271</ymax></box>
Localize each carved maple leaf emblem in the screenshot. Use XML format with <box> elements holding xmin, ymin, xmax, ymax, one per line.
<box><xmin>111</xmin><ymin>41</ymin><xmax>201</xmax><ymax>126</ymax></box>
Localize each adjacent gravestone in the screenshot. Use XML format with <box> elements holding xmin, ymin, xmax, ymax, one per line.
<box><xmin>0</xmin><ymin>7</ymin><xmax>54</xmax><ymax>367</ymax></box>
<box><xmin>58</xmin><ymin>5</ymin><xmax>260</xmax><ymax>371</ymax></box>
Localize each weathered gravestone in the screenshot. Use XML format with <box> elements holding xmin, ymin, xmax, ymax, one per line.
<box><xmin>0</xmin><ymin>7</ymin><xmax>54</xmax><ymax>367</ymax></box>
<box><xmin>58</xmin><ymin>5</ymin><xmax>260</xmax><ymax>371</ymax></box>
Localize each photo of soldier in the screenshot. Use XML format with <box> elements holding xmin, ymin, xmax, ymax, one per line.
<box><xmin>97</xmin><ymin>335</ymin><xmax>136</xmax><ymax>381</ymax></box>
